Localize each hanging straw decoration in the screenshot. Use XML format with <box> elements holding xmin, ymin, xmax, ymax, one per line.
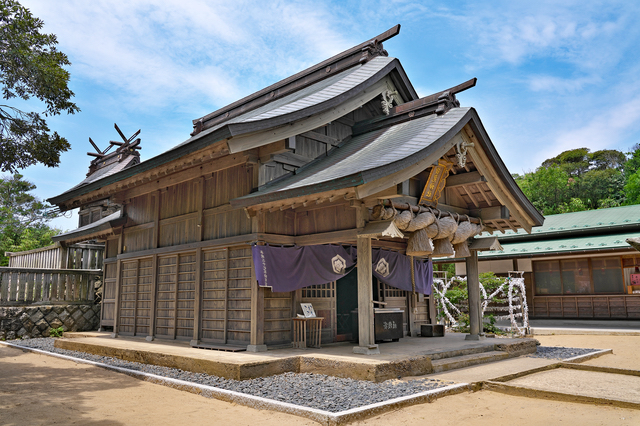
<box><xmin>406</xmin><ymin>228</ymin><xmax>434</xmax><ymax>256</ymax></box>
<box><xmin>394</xmin><ymin>209</ymin><xmax>414</xmax><ymax>230</ymax></box>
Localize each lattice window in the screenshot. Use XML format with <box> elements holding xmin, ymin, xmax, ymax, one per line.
<box><xmin>302</xmin><ymin>282</ymin><xmax>335</xmax><ymax>298</ymax></box>
<box><xmin>382</xmin><ymin>282</ymin><xmax>406</xmax><ymax>298</ymax></box>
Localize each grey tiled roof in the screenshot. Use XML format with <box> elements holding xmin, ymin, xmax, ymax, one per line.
<box><xmin>65</xmin><ymin>155</ymin><xmax>138</xmax><ymax>193</ymax></box>
<box><xmin>235</xmin><ymin>107</ymin><xmax>470</xmax><ymax>204</ymax></box>
<box><xmin>182</xmin><ymin>56</ymin><xmax>395</xmax><ymax>144</ymax></box>
<box><xmin>52</xmin><ymin>210</ymin><xmax>122</xmax><ymax>242</ymax></box>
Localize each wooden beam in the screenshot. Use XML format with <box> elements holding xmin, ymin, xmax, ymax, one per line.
<box><xmin>459</xmin><ymin>185</ymin><xmax>480</xmax><ymax>208</ymax></box>
<box><xmin>294</xmin><ymin>229</ymin><xmax>359</xmax><ymax>246</ymax></box>
<box><xmin>445</xmin><ymin>171</ymin><xmax>486</xmax><ymax>188</ymax></box>
<box><xmin>470</xmin><ymin>205</ymin><xmax>510</xmax><ymax>221</ymax></box>
<box><xmin>475</xmin><ymin>183</ymin><xmax>493</xmax><ymax>207</ymax></box>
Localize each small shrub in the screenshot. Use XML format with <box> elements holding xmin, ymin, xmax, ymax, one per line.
<box><xmin>49</xmin><ymin>326</ymin><xmax>64</xmax><ymax>338</ymax></box>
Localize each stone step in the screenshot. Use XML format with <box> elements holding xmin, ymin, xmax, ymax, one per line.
<box><xmin>428</xmin><ymin>345</ymin><xmax>495</xmax><ymax>361</ymax></box>
<box><xmin>431</xmin><ymin>350</ymin><xmax>510</xmax><ymax>373</ymax></box>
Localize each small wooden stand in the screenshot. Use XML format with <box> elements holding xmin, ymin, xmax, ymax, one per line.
<box><xmin>292</xmin><ymin>317</ymin><xmax>323</xmax><ymax>349</ymax></box>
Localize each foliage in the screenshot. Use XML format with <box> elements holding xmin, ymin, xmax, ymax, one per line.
<box><xmin>0</xmin><ymin>173</ymin><xmax>60</xmax><ymax>265</ymax></box>
<box><xmin>49</xmin><ymin>326</ymin><xmax>64</xmax><ymax>338</ymax></box>
<box><xmin>0</xmin><ymin>0</ymin><xmax>80</xmax><ymax>172</ymax></box>
<box><xmin>517</xmin><ymin>147</ymin><xmax>630</xmax><ymax>214</ymax></box>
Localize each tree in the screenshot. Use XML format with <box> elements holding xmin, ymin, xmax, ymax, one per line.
<box><xmin>0</xmin><ymin>173</ymin><xmax>59</xmax><ymax>265</ymax></box>
<box><xmin>0</xmin><ymin>0</ymin><xmax>79</xmax><ymax>172</ymax></box>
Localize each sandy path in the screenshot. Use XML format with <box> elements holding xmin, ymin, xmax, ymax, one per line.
<box><xmin>0</xmin><ymin>345</ymin><xmax>313</xmax><ymax>426</ymax></box>
<box><xmin>1</xmin><ymin>334</ymin><xmax>639</xmax><ymax>425</ymax></box>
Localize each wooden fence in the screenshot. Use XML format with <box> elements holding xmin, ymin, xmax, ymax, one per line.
<box><xmin>0</xmin><ymin>267</ymin><xmax>102</xmax><ymax>305</ymax></box>
<box><xmin>7</xmin><ymin>242</ymin><xmax>104</xmax><ymax>270</ymax></box>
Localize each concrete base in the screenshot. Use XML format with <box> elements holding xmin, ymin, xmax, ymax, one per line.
<box><xmin>246</xmin><ymin>344</ymin><xmax>268</xmax><ymax>353</ymax></box>
<box><xmin>110</xmin><ymin>332</ymin><xmax>118</xmax><ymax>338</ymax></box>
<box><xmin>353</xmin><ymin>345</ymin><xmax>380</xmax><ymax>355</ymax></box>
<box><xmin>465</xmin><ymin>334</ymin><xmax>486</xmax><ymax>341</ymax></box>
<box><xmin>146</xmin><ymin>336</ymin><xmax>155</xmax><ymax>342</ymax></box>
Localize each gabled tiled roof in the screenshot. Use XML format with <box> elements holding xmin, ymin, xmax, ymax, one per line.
<box><xmin>485</xmin><ymin>204</ymin><xmax>640</xmax><ymax>241</ymax></box>
<box><xmin>478</xmin><ymin>231</ymin><xmax>639</xmax><ymax>259</ymax></box>
<box><xmin>232</xmin><ymin>107</ymin><xmax>472</xmax><ymax>207</ymax></box>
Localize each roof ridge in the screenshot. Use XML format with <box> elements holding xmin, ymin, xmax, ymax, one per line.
<box><xmin>190</xmin><ymin>25</ymin><xmax>401</xmax><ymax>136</ymax></box>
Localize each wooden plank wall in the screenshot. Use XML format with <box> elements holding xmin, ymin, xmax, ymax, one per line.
<box><xmin>532</xmin><ymin>295</ymin><xmax>640</xmax><ymax>318</ymax></box>
<box><xmin>101</xmin><ymin>261</ymin><xmax>117</xmax><ymax>326</ymax></box>
<box><xmin>263</xmin><ymin>288</ymin><xmax>292</xmax><ymax>345</ymax></box>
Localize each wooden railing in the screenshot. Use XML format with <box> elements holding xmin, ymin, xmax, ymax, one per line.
<box><xmin>6</xmin><ymin>242</ymin><xmax>104</xmax><ymax>270</ymax></box>
<box><xmin>0</xmin><ymin>267</ymin><xmax>102</xmax><ymax>305</ymax></box>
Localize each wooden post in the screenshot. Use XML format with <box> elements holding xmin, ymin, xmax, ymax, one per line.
<box><xmin>353</xmin><ymin>202</ymin><xmax>378</xmax><ymax>354</ymax></box>
<box><xmin>248</xmin><ymin>249</ymin><xmax>265</xmax><ymax>348</ymax></box>
<box><xmin>465</xmin><ymin>250</ymin><xmax>484</xmax><ymax>340</ymax></box>
<box><xmin>248</xmin><ymin>211</ymin><xmax>266</xmax><ymax>352</ymax></box>
<box><xmin>147</xmin><ymin>254</ymin><xmax>158</xmax><ymax>340</ymax></box>
<box><xmin>111</xmin><ymin>232</ymin><xmax>124</xmax><ymax>338</ymax></box>
<box><xmin>354</xmin><ymin>235</ymin><xmax>378</xmax><ymax>353</ymax></box>
<box><xmin>191</xmin><ymin>248</ymin><xmax>203</xmax><ymax>346</ymax></box>
<box><xmin>407</xmin><ymin>292</ymin><xmax>417</xmax><ymax>337</ymax></box>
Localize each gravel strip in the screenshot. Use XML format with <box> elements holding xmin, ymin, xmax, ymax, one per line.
<box><xmin>528</xmin><ymin>346</ymin><xmax>601</xmax><ymax>360</ymax></box>
<box><xmin>8</xmin><ymin>338</ymin><xmax>454</xmax><ymax>412</ymax></box>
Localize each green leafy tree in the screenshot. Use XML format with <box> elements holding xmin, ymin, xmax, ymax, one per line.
<box><xmin>515</xmin><ymin>165</ymin><xmax>573</xmax><ymax>214</ymax></box>
<box><xmin>624</xmin><ymin>169</ymin><xmax>640</xmax><ymax>205</ymax></box>
<box><xmin>0</xmin><ymin>0</ymin><xmax>80</xmax><ymax>172</ymax></box>
<box><xmin>625</xmin><ymin>144</ymin><xmax>640</xmax><ymax>179</ymax></box>
<box><xmin>0</xmin><ymin>173</ymin><xmax>59</xmax><ymax>265</ymax></box>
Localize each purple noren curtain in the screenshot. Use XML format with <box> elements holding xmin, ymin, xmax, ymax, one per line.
<box><xmin>252</xmin><ymin>245</ymin><xmax>432</xmax><ymax>295</ymax></box>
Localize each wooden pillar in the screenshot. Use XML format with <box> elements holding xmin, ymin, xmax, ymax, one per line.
<box><xmin>111</xmin><ymin>232</ymin><xmax>124</xmax><ymax>338</ymax></box>
<box><xmin>191</xmin><ymin>248</ymin><xmax>203</xmax><ymax>345</ymax></box>
<box><xmin>146</xmin><ymin>191</ymin><xmax>160</xmax><ymax>342</ymax></box>
<box><xmin>353</xmin><ymin>202</ymin><xmax>378</xmax><ymax>354</ymax></box>
<box><xmin>354</xmin><ymin>235</ymin><xmax>379</xmax><ymax>354</ymax></box>
<box><xmin>465</xmin><ymin>250</ymin><xmax>484</xmax><ymax>340</ymax></box>
<box><xmin>191</xmin><ymin>179</ymin><xmax>205</xmax><ymax>346</ymax></box>
<box><xmin>248</xmin><ymin>210</ymin><xmax>266</xmax><ymax>352</ymax></box>
<box><xmin>407</xmin><ymin>292</ymin><xmax>417</xmax><ymax>337</ymax></box>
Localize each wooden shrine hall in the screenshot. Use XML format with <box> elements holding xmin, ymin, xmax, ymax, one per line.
<box><xmin>48</xmin><ymin>25</ymin><xmax>543</xmax><ymax>354</ymax></box>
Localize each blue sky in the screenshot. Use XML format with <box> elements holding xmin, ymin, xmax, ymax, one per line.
<box><xmin>12</xmin><ymin>0</ymin><xmax>640</xmax><ymax>231</ymax></box>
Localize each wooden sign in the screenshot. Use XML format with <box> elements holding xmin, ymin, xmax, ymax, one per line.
<box><xmin>630</xmin><ymin>274</ymin><xmax>640</xmax><ymax>286</ymax></box>
<box><xmin>300</xmin><ymin>303</ymin><xmax>317</xmax><ymax>318</ymax></box>
<box><xmin>419</xmin><ymin>159</ymin><xmax>452</xmax><ymax>206</ymax></box>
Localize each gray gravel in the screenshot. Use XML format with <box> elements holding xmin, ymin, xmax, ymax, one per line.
<box><xmin>8</xmin><ymin>337</ymin><xmax>454</xmax><ymax>413</ymax></box>
<box><xmin>528</xmin><ymin>346</ymin><xmax>600</xmax><ymax>360</ymax></box>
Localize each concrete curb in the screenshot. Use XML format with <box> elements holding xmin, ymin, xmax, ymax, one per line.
<box><xmin>530</xmin><ymin>328</ymin><xmax>640</xmax><ymax>336</ymax></box>
<box><xmin>563</xmin><ymin>348</ymin><xmax>613</xmax><ymax>363</ymax></box>
<box><xmin>483</xmin><ymin>380</ymin><xmax>640</xmax><ymax>410</ymax></box>
<box><xmin>0</xmin><ymin>341</ymin><xmax>470</xmax><ymax>425</ymax></box>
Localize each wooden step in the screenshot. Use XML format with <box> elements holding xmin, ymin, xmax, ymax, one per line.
<box><xmin>431</xmin><ymin>350</ymin><xmax>509</xmax><ymax>373</ymax></box>
<box><xmin>190</xmin><ymin>343</ymin><xmax>246</xmax><ymax>352</ymax></box>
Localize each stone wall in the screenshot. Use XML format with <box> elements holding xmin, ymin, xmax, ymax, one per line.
<box><xmin>0</xmin><ymin>304</ymin><xmax>101</xmax><ymax>340</ymax></box>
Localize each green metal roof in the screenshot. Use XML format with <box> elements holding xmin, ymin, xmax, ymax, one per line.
<box><xmin>487</xmin><ymin>204</ymin><xmax>640</xmax><ymax>241</ymax></box>
<box><xmin>477</xmin><ymin>230</ymin><xmax>640</xmax><ymax>259</ymax></box>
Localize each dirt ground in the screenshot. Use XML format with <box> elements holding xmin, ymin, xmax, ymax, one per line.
<box><xmin>1</xmin><ymin>335</ymin><xmax>639</xmax><ymax>426</ymax></box>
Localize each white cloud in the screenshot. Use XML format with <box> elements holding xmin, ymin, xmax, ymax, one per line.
<box><xmin>21</xmin><ymin>0</ymin><xmax>353</xmax><ymax>112</ymax></box>
<box><xmin>528</xmin><ymin>75</ymin><xmax>602</xmax><ymax>93</ymax></box>
<box><xmin>549</xmin><ymin>96</ymin><xmax>640</xmax><ymax>158</ymax></box>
